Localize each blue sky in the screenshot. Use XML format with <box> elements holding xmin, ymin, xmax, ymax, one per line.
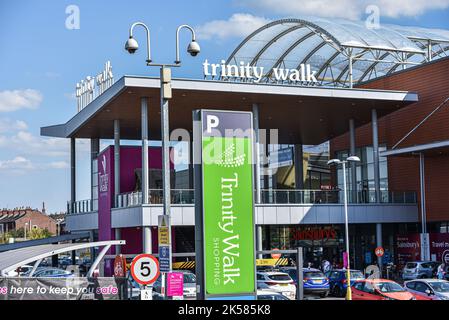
<box><xmin>1</xmin><ymin>0</ymin><xmax>449</xmax><ymax>213</ymax></box>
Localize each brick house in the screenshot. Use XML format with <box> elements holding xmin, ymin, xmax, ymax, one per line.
<box><xmin>0</xmin><ymin>207</ymin><xmax>57</xmax><ymax>236</ymax></box>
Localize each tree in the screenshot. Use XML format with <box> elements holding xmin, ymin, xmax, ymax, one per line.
<box><xmin>29</xmin><ymin>227</ymin><xmax>53</xmax><ymax>240</ymax></box>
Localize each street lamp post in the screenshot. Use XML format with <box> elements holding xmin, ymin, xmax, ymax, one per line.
<box><xmin>328</xmin><ymin>156</ymin><xmax>360</xmax><ymax>300</ymax></box>
<box><xmin>125</xmin><ymin>21</ymin><xmax>200</xmax><ymax>299</ymax></box>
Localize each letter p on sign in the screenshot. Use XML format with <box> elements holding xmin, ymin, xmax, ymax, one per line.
<box><xmin>206</xmin><ymin>115</ymin><xmax>219</xmax><ymax>133</ymax></box>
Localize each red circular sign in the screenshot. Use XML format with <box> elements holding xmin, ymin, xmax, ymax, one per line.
<box><xmin>130</xmin><ymin>254</ymin><xmax>160</xmax><ymax>285</ymax></box>
<box><xmin>271</xmin><ymin>248</ymin><xmax>282</xmax><ymax>259</ymax></box>
<box><xmin>375</xmin><ymin>247</ymin><xmax>385</xmax><ymax>257</ymax></box>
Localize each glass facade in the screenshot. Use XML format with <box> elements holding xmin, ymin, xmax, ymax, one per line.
<box><xmin>336</xmin><ymin>145</ymin><xmax>388</xmax><ymax>192</ymax></box>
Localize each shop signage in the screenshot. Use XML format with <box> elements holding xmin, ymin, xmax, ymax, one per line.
<box><xmin>200</xmin><ymin>110</ymin><xmax>256</xmax><ymax>299</ymax></box>
<box><xmin>291</xmin><ymin>227</ymin><xmax>337</xmax><ymax>241</ymax></box>
<box><xmin>76</xmin><ymin>61</ymin><xmax>114</xmax><ymax>112</ymax></box>
<box><xmin>203</xmin><ymin>59</ymin><xmax>318</xmax><ymax>84</ymax></box>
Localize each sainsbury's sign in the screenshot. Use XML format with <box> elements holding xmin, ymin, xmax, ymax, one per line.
<box><xmin>203</xmin><ymin>59</ymin><xmax>318</xmax><ymax>84</ymax></box>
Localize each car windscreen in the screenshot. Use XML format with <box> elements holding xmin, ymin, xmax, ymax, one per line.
<box><xmin>374</xmin><ymin>282</ymin><xmax>405</xmax><ymax>293</ymax></box>
<box><xmin>304</xmin><ymin>271</ymin><xmax>325</xmax><ymax>279</ymax></box>
<box><xmin>183</xmin><ymin>273</ymin><xmax>196</xmax><ymax>283</ymax></box>
<box><xmin>406</xmin><ymin>263</ymin><xmax>417</xmax><ymax>269</ymax></box>
<box><xmin>429</xmin><ymin>282</ymin><xmax>449</xmax><ymax>293</ymax></box>
<box><xmin>268</xmin><ymin>274</ymin><xmax>292</xmax><ymax>281</ymax></box>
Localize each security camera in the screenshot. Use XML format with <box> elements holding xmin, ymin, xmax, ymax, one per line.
<box><xmin>187</xmin><ymin>40</ymin><xmax>200</xmax><ymax>57</ymax></box>
<box><xmin>125</xmin><ymin>37</ymin><xmax>139</xmax><ymax>54</ymax></box>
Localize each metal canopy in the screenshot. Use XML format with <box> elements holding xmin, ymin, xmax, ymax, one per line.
<box><xmin>41</xmin><ymin>76</ymin><xmax>418</xmax><ymax>145</ymax></box>
<box><xmin>227</xmin><ymin>17</ymin><xmax>449</xmax><ymax>87</ymax></box>
<box><xmin>381</xmin><ymin>140</ymin><xmax>449</xmax><ymax>158</ymax></box>
<box><xmin>0</xmin><ymin>240</ymin><xmax>125</xmax><ymax>276</ymax></box>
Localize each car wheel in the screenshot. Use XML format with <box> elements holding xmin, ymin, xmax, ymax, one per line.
<box><xmin>320</xmin><ymin>291</ymin><xmax>329</xmax><ymax>298</ymax></box>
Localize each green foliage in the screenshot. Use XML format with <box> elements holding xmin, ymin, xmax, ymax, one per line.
<box><xmin>29</xmin><ymin>227</ymin><xmax>53</xmax><ymax>240</ymax></box>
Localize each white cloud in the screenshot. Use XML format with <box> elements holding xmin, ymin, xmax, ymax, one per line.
<box><xmin>0</xmin><ymin>118</ymin><xmax>28</xmax><ymax>133</ymax></box>
<box><xmin>196</xmin><ymin>13</ymin><xmax>271</xmax><ymax>40</ymax></box>
<box><xmin>0</xmin><ymin>156</ymin><xmax>35</xmax><ymax>174</ymax></box>
<box><xmin>237</xmin><ymin>0</ymin><xmax>449</xmax><ymax>20</ymax></box>
<box><xmin>47</xmin><ymin>161</ymin><xmax>69</xmax><ymax>169</ymax></box>
<box><xmin>0</xmin><ymin>89</ymin><xmax>43</xmax><ymax>112</ymax></box>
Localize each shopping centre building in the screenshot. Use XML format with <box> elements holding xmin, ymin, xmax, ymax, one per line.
<box><xmin>41</xmin><ymin>17</ymin><xmax>449</xmax><ymax>272</ymax></box>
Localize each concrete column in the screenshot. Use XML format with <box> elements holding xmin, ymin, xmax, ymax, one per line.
<box><xmin>114</xmin><ymin>119</ymin><xmax>121</xmax><ymax>206</ymax></box>
<box><xmin>294</xmin><ymin>144</ymin><xmax>304</xmax><ymax>189</ymax></box>
<box><xmin>256</xmin><ymin>225</ymin><xmax>263</xmax><ymax>259</ymax></box>
<box><xmin>141</xmin><ymin>97</ymin><xmax>149</xmax><ymax>204</ymax></box>
<box><xmin>70</xmin><ymin>137</ymin><xmax>76</xmax><ymax>212</ymax></box>
<box><xmin>371</xmin><ymin>109</ymin><xmax>381</xmax><ymax>203</ymax></box>
<box><xmin>349</xmin><ymin>119</ymin><xmax>357</xmax><ymax>203</ymax></box>
<box><xmin>115</xmin><ymin>229</ymin><xmax>122</xmax><ymax>254</ymax></box>
<box><xmin>376</xmin><ymin>223</ymin><xmax>383</xmax><ymax>274</ymax></box>
<box><xmin>189</xmin><ymin>137</ymin><xmax>194</xmax><ymax>189</ymax></box>
<box><xmin>143</xmin><ymin>227</ymin><xmax>152</xmax><ymax>254</ymax></box>
<box><xmin>90</xmin><ymin>138</ymin><xmax>100</xmax><ymax>210</ymax></box>
<box><xmin>253</xmin><ymin>104</ymin><xmax>261</xmax><ymax>204</ymax></box>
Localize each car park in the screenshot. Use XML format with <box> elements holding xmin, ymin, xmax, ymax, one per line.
<box><xmin>327</xmin><ymin>269</ymin><xmax>365</xmax><ymax>297</ymax></box>
<box><xmin>402</xmin><ymin>261</ymin><xmax>439</xmax><ymax>280</ymax></box>
<box><xmin>351</xmin><ymin>279</ymin><xmax>415</xmax><ymax>300</ymax></box>
<box><xmin>256</xmin><ymin>271</ymin><xmax>296</xmax><ymax>300</ymax></box>
<box><xmin>404</xmin><ymin>279</ymin><xmax>449</xmax><ymax>300</ymax></box>
<box><xmin>257</xmin><ymin>290</ymin><xmax>290</xmax><ymax>300</ymax></box>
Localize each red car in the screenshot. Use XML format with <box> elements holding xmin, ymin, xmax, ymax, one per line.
<box><xmin>351</xmin><ymin>279</ymin><xmax>416</xmax><ymax>300</ymax></box>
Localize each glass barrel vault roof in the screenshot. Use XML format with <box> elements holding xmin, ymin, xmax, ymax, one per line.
<box><xmin>226</xmin><ymin>17</ymin><xmax>449</xmax><ymax>87</ymax></box>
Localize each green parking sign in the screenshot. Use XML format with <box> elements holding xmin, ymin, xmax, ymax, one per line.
<box><xmin>198</xmin><ymin>110</ymin><xmax>256</xmax><ymax>299</ymax></box>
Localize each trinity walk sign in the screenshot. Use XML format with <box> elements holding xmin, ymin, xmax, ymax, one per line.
<box><xmin>194</xmin><ymin>110</ymin><xmax>256</xmax><ymax>300</ymax></box>
<box><xmin>202</xmin><ymin>59</ymin><xmax>318</xmax><ymax>84</ymax></box>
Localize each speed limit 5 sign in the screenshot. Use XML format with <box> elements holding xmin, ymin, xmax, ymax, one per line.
<box><xmin>130</xmin><ymin>254</ymin><xmax>160</xmax><ymax>285</ymax></box>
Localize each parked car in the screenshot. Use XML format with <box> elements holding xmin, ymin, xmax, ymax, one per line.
<box><xmin>351</xmin><ymin>279</ymin><xmax>415</xmax><ymax>300</ymax></box>
<box><xmin>280</xmin><ymin>266</ymin><xmax>330</xmax><ymax>298</ymax></box>
<box><xmin>327</xmin><ymin>269</ymin><xmax>365</xmax><ymax>297</ymax></box>
<box><xmin>256</xmin><ymin>271</ymin><xmax>296</xmax><ymax>300</ymax></box>
<box><xmin>152</xmin><ymin>271</ymin><xmax>197</xmax><ymax>299</ymax></box>
<box><xmin>257</xmin><ymin>289</ymin><xmax>290</xmax><ymax>300</ymax></box>
<box><xmin>404</xmin><ymin>279</ymin><xmax>449</xmax><ymax>300</ymax></box>
<box><xmin>26</xmin><ymin>267</ymin><xmax>74</xmax><ymax>278</ymax></box>
<box><xmin>302</xmin><ymin>268</ymin><xmax>330</xmax><ymax>298</ymax></box>
<box><xmin>5</xmin><ymin>265</ymin><xmax>34</xmax><ymax>277</ymax></box>
<box><xmin>402</xmin><ymin>261</ymin><xmax>439</xmax><ymax>280</ymax></box>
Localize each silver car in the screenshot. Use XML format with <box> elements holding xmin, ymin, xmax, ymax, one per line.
<box><xmin>402</xmin><ymin>261</ymin><xmax>439</xmax><ymax>280</ymax></box>
<box><xmin>404</xmin><ymin>279</ymin><xmax>449</xmax><ymax>300</ymax></box>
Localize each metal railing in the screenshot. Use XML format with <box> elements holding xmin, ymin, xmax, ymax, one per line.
<box><xmin>69</xmin><ymin>189</ymin><xmax>417</xmax><ymax>213</ymax></box>
<box><xmin>115</xmin><ymin>189</ymin><xmax>194</xmax><ymax>208</ymax></box>
<box><xmin>67</xmin><ymin>199</ymin><xmax>94</xmax><ymax>214</ymax></box>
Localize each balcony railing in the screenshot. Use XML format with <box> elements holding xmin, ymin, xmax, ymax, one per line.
<box><xmin>68</xmin><ymin>189</ymin><xmax>417</xmax><ymax>213</ymax></box>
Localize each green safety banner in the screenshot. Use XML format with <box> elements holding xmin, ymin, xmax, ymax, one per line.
<box><xmin>201</xmin><ymin>110</ymin><xmax>256</xmax><ymax>297</ymax></box>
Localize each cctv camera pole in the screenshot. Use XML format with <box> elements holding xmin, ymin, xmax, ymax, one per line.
<box><xmin>125</xmin><ymin>22</ymin><xmax>200</xmax><ymax>300</ymax></box>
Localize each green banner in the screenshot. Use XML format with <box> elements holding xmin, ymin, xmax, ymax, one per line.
<box><xmin>202</xmin><ymin>114</ymin><xmax>255</xmax><ymax>296</ymax></box>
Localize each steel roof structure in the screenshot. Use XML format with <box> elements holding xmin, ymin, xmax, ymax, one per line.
<box><xmin>0</xmin><ymin>240</ymin><xmax>125</xmax><ymax>277</ymax></box>
<box><xmin>226</xmin><ymin>17</ymin><xmax>449</xmax><ymax>87</ymax></box>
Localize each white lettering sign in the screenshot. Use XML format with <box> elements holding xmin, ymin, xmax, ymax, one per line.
<box><xmin>202</xmin><ymin>59</ymin><xmax>318</xmax><ymax>84</ymax></box>
<box><xmin>76</xmin><ymin>61</ymin><xmax>114</xmax><ymax>112</ymax></box>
